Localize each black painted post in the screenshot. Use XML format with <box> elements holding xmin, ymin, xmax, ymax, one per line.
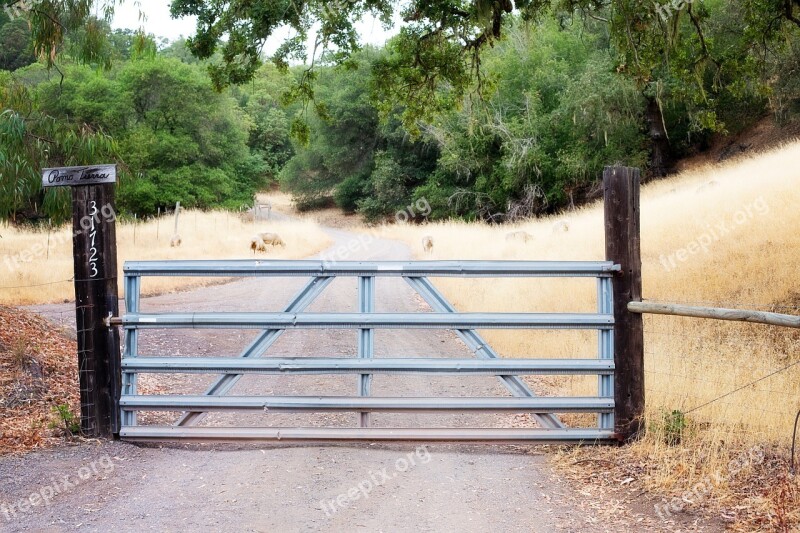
<box><xmin>71</xmin><ymin>183</ymin><xmax>121</xmax><ymax>438</ymax></box>
<box><xmin>603</xmin><ymin>166</ymin><xmax>645</xmax><ymax>441</ymax></box>
<box><xmin>43</xmin><ymin>165</ymin><xmax>121</xmax><ymax>438</ymax></box>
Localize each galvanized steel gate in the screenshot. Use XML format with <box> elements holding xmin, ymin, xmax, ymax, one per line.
<box><xmin>118</xmin><ymin>260</ymin><xmax>620</xmax><ymax>443</ymax></box>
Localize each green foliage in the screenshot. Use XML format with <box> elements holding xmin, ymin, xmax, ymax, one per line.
<box><xmin>356</xmin><ymin>151</ymin><xmax>409</xmax><ymax>222</ymax></box>
<box><xmin>579</xmin><ymin>0</ymin><xmax>798</xmax><ymax>150</ymax></box>
<box><xmin>0</xmin><ymin>17</ymin><xmax>35</xmax><ymax>71</ymax></box>
<box><xmin>114</xmin><ymin>59</ymin><xmax>263</xmax><ymax>214</ymax></box>
<box><xmin>25</xmin><ymin>1</ymin><xmax>118</xmax><ymax>70</ymax></box>
<box><xmin>279</xmin><ymin>48</ymin><xmax>439</xmax><ymax>218</ymax></box>
<box><xmin>4</xmin><ymin>0</ymin><xmax>800</xmax><ymax>227</ymax></box>
<box><xmin>170</xmin><ymin>0</ymin><xmax>395</xmax><ymax>89</ymax></box>
<box><xmin>334</xmin><ymin>174</ymin><xmax>369</xmax><ymax>213</ymax></box>
<box><xmin>425</xmin><ymin>20</ymin><xmax>647</xmax><ymax>219</ymax></box>
<box><xmin>28</xmin><ymin>58</ymin><xmax>264</xmax><ymax>216</ymax></box>
<box><xmin>371</xmin><ymin>22</ymin><xmax>473</xmax><ymax>131</ymax></box>
<box><xmin>166</xmin><ymin>0</ymin><xmax>800</xmax><ymax>141</ymax></box>
<box><xmin>651</xmin><ymin>409</ymin><xmax>690</xmax><ymax>445</ymax></box>
<box><xmin>411</xmin><ymin>177</ymin><xmax>462</xmax><ymax>220</ymax></box>
<box><xmin>160</xmin><ymin>38</ymin><xmax>204</xmax><ymax>64</ymax></box>
<box><xmin>0</xmin><ymin>71</ymin><xmax>120</xmax><ymax>222</ymax></box>
<box><xmin>15</xmin><ymin>0</ymin><xmax>800</xmax><ymax>144</ymax></box>
<box><xmin>230</xmin><ymin>64</ymin><xmax>297</xmax><ymax>182</ymax></box>
<box><xmin>50</xmin><ymin>404</ymin><xmax>81</xmax><ymax>436</ymax></box>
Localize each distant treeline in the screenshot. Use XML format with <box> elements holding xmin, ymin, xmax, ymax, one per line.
<box><xmin>1</xmin><ymin>6</ymin><xmax>798</xmax><ymax>223</ymax></box>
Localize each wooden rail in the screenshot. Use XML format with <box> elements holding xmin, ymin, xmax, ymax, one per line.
<box><xmin>628</xmin><ymin>301</ymin><xmax>800</xmax><ymax>329</ymax></box>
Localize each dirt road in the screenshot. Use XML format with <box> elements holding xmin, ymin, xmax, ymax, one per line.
<box><xmin>4</xmin><ymin>224</ymin><xmax>714</xmax><ymax>532</ymax></box>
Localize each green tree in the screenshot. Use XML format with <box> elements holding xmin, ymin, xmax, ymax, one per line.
<box><xmin>168</xmin><ymin>0</ymin><xmax>798</xmax><ymax>112</ymax></box>
<box><xmin>418</xmin><ymin>19</ymin><xmax>647</xmax><ymax>220</ymax></box>
<box><xmin>30</xmin><ymin>58</ymin><xmax>265</xmax><ymax>216</ymax></box>
<box><xmin>230</xmin><ymin>64</ymin><xmax>297</xmax><ymax>183</ymax></box>
<box><xmin>0</xmin><ymin>71</ymin><xmax>119</xmax><ymax>222</ymax></box>
<box><xmin>0</xmin><ymin>2</ymin><xmax>147</xmax><ymax>223</ymax></box>
<box><xmin>113</xmin><ymin>58</ymin><xmax>263</xmax><ymax>214</ymax></box>
<box><xmin>0</xmin><ymin>16</ymin><xmax>35</xmax><ymax>71</ymax></box>
<box><xmin>279</xmin><ymin>48</ymin><xmax>438</xmax><ymax>218</ymax></box>
<box><xmin>165</xmin><ymin>0</ymin><xmax>800</xmax><ymax>179</ymax></box>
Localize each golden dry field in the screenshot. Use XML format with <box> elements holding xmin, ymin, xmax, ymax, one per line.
<box><xmin>375</xmin><ymin>142</ymin><xmax>800</xmax><ymax>529</ymax></box>
<box><xmin>2</xmin><ymin>147</ymin><xmax>799</xmax><ymax>527</ymax></box>
<box><xmin>0</xmin><ymin>205</ymin><xmax>331</xmax><ymax>305</ymax></box>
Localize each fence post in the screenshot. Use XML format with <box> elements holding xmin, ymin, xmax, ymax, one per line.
<box><xmin>71</xmin><ymin>183</ymin><xmax>121</xmax><ymax>438</ymax></box>
<box><xmin>603</xmin><ymin>166</ymin><xmax>644</xmax><ymax>441</ymax></box>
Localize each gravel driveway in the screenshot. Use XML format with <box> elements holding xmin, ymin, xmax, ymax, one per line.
<box><xmin>5</xmin><ymin>224</ymin><xmax>719</xmax><ymax>532</ymax></box>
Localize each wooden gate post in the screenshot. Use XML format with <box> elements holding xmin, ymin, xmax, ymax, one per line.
<box><xmin>603</xmin><ymin>166</ymin><xmax>645</xmax><ymax>441</ymax></box>
<box><xmin>43</xmin><ymin>165</ymin><xmax>121</xmax><ymax>438</ymax></box>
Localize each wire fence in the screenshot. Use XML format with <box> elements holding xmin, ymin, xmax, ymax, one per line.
<box><xmin>641</xmin><ymin>299</ymin><xmax>800</xmax><ymax>443</ymax></box>
<box><xmin>0</xmin><ymin>278</ymin><xmax>73</xmax><ymax>290</ymax></box>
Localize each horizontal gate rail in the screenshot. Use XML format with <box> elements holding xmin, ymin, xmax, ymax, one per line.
<box><xmin>119</xmin><ymin>258</ymin><xmax>621</xmax><ymax>443</ymax></box>
<box><xmin>119</xmin><ymin>312</ymin><xmax>613</xmax><ymax>330</ymax></box>
<box><xmin>120</xmin><ymin>426</ymin><xmax>617</xmax><ymax>443</ymax></box>
<box><xmin>405</xmin><ymin>276</ymin><xmax>567</xmax><ymax>430</ymax></box>
<box><xmin>122</xmin><ymin>357</ymin><xmax>615</xmax><ymax>375</ymax></box>
<box><xmin>120</xmin><ymin>395</ymin><xmax>614</xmax><ymax>413</ymax></box>
<box><xmin>124</xmin><ymin>260</ymin><xmax>620</xmax><ymax>278</ymax></box>
<box><xmin>177</xmin><ymin>275</ymin><xmax>334</xmax><ymax>427</ymax></box>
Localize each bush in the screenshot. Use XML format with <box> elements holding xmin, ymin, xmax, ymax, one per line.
<box><xmin>50</xmin><ymin>404</ymin><xmax>81</xmax><ymax>436</ymax></box>
<box><xmin>335</xmin><ymin>174</ymin><xmax>369</xmax><ymax>213</ymax></box>
<box><xmin>650</xmin><ymin>409</ymin><xmax>691</xmax><ymax>445</ymax></box>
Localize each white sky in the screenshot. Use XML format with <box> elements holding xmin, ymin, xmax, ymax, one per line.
<box><xmin>110</xmin><ymin>0</ymin><xmax>400</xmax><ymax>59</ymax></box>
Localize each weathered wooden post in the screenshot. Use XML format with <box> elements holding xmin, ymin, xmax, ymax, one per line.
<box><xmin>603</xmin><ymin>166</ymin><xmax>645</xmax><ymax>441</ymax></box>
<box><xmin>42</xmin><ymin>165</ymin><xmax>121</xmax><ymax>438</ymax></box>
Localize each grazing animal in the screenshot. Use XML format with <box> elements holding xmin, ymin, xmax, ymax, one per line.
<box><xmin>552</xmin><ymin>220</ymin><xmax>570</xmax><ymax>233</ymax></box>
<box><xmin>422</xmin><ymin>235</ymin><xmax>434</xmax><ymax>253</ymax></box>
<box><xmin>258</xmin><ymin>232</ymin><xmax>286</xmax><ymax>247</ymax></box>
<box><xmin>505</xmin><ymin>231</ymin><xmax>534</xmax><ymax>243</ymax></box>
<box><xmin>250</xmin><ymin>236</ymin><xmax>268</xmax><ymax>253</ymax></box>
<box><xmin>170</xmin><ymin>234</ymin><xmax>182</xmax><ymax>247</ymax></box>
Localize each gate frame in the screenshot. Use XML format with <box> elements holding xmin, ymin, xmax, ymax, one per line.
<box><xmin>97</xmin><ymin>165</ymin><xmax>645</xmax><ymax>442</ymax></box>
<box><xmin>115</xmin><ymin>260</ymin><xmax>620</xmax><ymax>443</ymax></box>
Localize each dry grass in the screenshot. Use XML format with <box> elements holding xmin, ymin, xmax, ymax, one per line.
<box><xmin>0</xmin><ymin>208</ymin><xmax>331</xmax><ymax>305</ymax></box>
<box><xmin>376</xmin><ymin>141</ymin><xmax>800</xmax><ymax>528</ymax></box>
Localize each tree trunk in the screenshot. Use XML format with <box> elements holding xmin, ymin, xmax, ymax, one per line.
<box><xmin>645</xmin><ymin>96</ymin><xmax>673</xmax><ymax>177</ymax></box>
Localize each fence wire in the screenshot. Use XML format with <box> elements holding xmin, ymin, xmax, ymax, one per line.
<box><xmin>642</xmin><ymin>302</ymin><xmax>800</xmax><ymax>442</ymax></box>
<box><xmin>75</xmin><ymin>303</ymin><xmax>96</xmax><ymax>435</ymax></box>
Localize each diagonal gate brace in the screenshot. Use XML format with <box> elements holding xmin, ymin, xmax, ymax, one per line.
<box><xmin>176</xmin><ymin>276</ymin><xmax>334</xmax><ymax>426</ymax></box>
<box><xmin>405</xmin><ymin>276</ymin><xmax>565</xmax><ymax>429</ymax></box>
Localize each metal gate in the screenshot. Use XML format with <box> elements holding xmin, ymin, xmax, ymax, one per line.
<box><xmin>118</xmin><ymin>260</ymin><xmax>619</xmax><ymax>443</ymax></box>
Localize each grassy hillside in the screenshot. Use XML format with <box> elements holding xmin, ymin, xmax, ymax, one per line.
<box><xmin>376</xmin><ymin>142</ymin><xmax>800</xmax><ymax>529</ymax></box>
<box><xmin>378</xmin><ymin>141</ymin><xmax>800</xmax><ymax>433</ymax></box>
